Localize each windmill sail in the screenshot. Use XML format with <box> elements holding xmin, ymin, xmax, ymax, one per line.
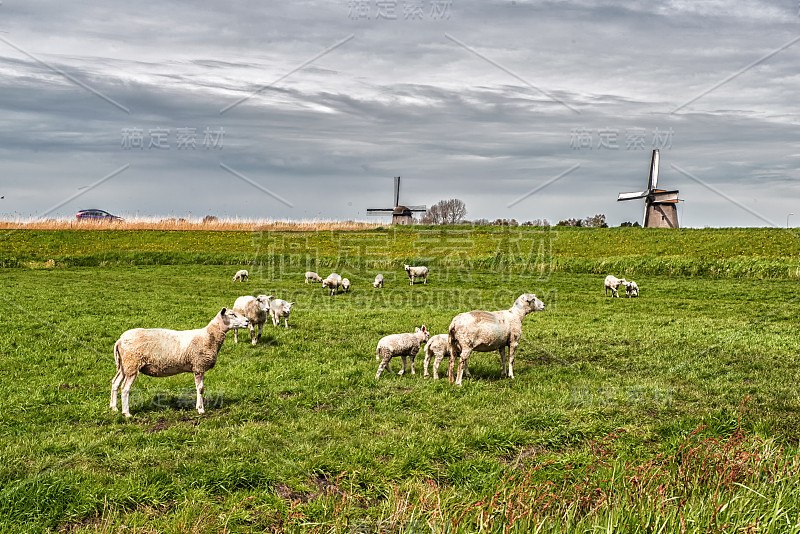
<box><xmin>648</xmin><ymin>149</ymin><xmax>659</xmax><ymax>190</ymax></box>
<box><xmin>617</xmin><ymin>149</ymin><xmax>680</xmax><ymax>228</ymax></box>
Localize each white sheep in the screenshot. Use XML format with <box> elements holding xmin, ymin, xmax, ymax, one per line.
<box><xmin>342</xmin><ymin>278</ymin><xmax>351</xmax><ymax>293</ymax></box>
<box><xmin>375</xmin><ymin>326</ymin><xmax>430</xmax><ymax>379</ymax></box>
<box><xmin>625</xmin><ymin>280</ymin><xmax>639</xmax><ymax>298</ymax></box>
<box><xmin>404</xmin><ymin>264</ymin><xmax>429</xmax><ymax>285</ymax></box>
<box><xmin>233</xmin><ymin>269</ymin><xmax>249</xmax><ymax>282</ymax></box>
<box><xmin>269</xmin><ymin>298</ymin><xmax>295</xmax><ymax>328</ymax></box>
<box><xmin>604</xmin><ymin>275</ymin><xmax>627</xmax><ymax>297</ymax></box>
<box><xmin>373</xmin><ymin>274</ymin><xmax>384</xmax><ymax>288</ymax></box>
<box><xmin>322</xmin><ymin>273</ymin><xmax>342</xmax><ymax>296</ymax></box>
<box><xmin>232</xmin><ymin>294</ymin><xmax>273</xmax><ymax>345</ymax></box>
<box><xmin>423</xmin><ymin>333</ymin><xmax>470</xmax><ymax>380</ymax></box>
<box><xmin>448</xmin><ymin>294</ymin><xmax>545</xmax><ymax>386</ymax></box>
<box><xmin>305</xmin><ymin>271</ymin><xmax>323</xmax><ymax>284</ymax></box>
<box><xmin>110</xmin><ymin>307</ymin><xmax>249</xmax><ymax>417</ymax></box>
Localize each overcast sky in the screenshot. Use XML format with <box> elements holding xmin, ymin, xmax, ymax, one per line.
<box><xmin>0</xmin><ymin>0</ymin><xmax>798</xmax><ymax>227</ymax></box>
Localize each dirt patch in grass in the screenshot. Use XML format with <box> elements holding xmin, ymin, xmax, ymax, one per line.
<box><xmin>145</xmin><ymin>415</ymin><xmax>198</xmax><ymax>434</ymax></box>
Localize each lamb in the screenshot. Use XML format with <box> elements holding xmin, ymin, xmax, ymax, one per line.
<box><xmin>404</xmin><ymin>264</ymin><xmax>429</xmax><ymax>285</ymax></box>
<box><xmin>322</xmin><ymin>273</ymin><xmax>342</xmax><ymax>296</ymax></box>
<box><xmin>233</xmin><ymin>269</ymin><xmax>249</xmax><ymax>282</ymax></box>
<box><xmin>373</xmin><ymin>274</ymin><xmax>384</xmax><ymax>288</ymax></box>
<box><xmin>232</xmin><ymin>294</ymin><xmax>273</xmax><ymax>345</ymax></box>
<box><xmin>342</xmin><ymin>278</ymin><xmax>351</xmax><ymax>293</ymax></box>
<box><xmin>305</xmin><ymin>271</ymin><xmax>323</xmax><ymax>284</ymax></box>
<box><xmin>110</xmin><ymin>307</ymin><xmax>249</xmax><ymax>417</ymax></box>
<box><xmin>423</xmin><ymin>333</ymin><xmax>470</xmax><ymax>380</ymax></box>
<box><xmin>448</xmin><ymin>293</ymin><xmax>545</xmax><ymax>386</ymax></box>
<box><xmin>269</xmin><ymin>298</ymin><xmax>295</xmax><ymax>328</ymax></box>
<box><xmin>625</xmin><ymin>280</ymin><xmax>639</xmax><ymax>298</ymax></box>
<box><xmin>375</xmin><ymin>326</ymin><xmax>430</xmax><ymax>379</ymax></box>
<box><xmin>604</xmin><ymin>275</ymin><xmax>627</xmax><ymax>297</ymax></box>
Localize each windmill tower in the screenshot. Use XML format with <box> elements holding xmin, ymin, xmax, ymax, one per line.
<box><xmin>366</xmin><ymin>176</ymin><xmax>427</xmax><ymax>225</ymax></box>
<box><xmin>617</xmin><ymin>150</ymin><xmax>680</xmax><ymax>228</ymax></box>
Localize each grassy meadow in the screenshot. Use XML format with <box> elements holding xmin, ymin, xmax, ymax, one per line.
<box><xmin>2</xmin><ymin>226</ymin><xmax>800</xmax><ymax>532</ymax></box>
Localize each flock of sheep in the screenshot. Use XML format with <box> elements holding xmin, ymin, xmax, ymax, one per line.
<box><xmin>110</xmin><ymin>266</ymin><xmax>636</xmax><ymax>417</ymax></box>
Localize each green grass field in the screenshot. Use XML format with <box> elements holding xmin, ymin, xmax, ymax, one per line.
<box><xmin>2</xmin><ymin>227</ymin><xmax>800</xmax><ymax>533</ymax></box>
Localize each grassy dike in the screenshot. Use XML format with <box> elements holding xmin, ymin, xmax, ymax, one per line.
<box><xmin>1</xmin><ymin>227</ymin><xmax>800</xmax><ymax>532</ymax></box>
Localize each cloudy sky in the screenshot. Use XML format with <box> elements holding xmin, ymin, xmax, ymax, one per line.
<box><xmin>0</xmin><ymin>0</ymin><xmax>798</xmax><ymax>227</ymax></box>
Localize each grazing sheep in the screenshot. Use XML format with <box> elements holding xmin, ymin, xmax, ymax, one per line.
<box><xmin>404</xmin><ymin>264</ymin><xmax>429</xmax><ymax>285</ymax></box>
<box><xmin>233</xmin><ymin>269</ymin><xmax>249</xmax><ymax>282</ymax></box>
<box><xmin>232</xmin><ymin>294</ymin><xmax>273</xmax><ymax>345</ymax></box>
<box><xmin>322</xmin><ymin>273</ymin><xmax>342</xmax><ymax>296</ymax></box>
<box><xmin>604</xmin><ymin>275</ymin><xmax>627</xmax><ymax>297</ymax></box>
<box><xmin>625</xmin><ymin>280</ymin><xmax>639</xmax><ymax>298</ymax></box>
<box><xmin>110</xmin><ymin>308</ymin><xmax>249</xmax><ymax>417</ymax></box>
<box><xmin>373</xmin><ymin>274</ymin><xmax>384</xmax><ymax>288</ymax></box>
<box><xmin>423</xmin><ymin>333</ymin><xmax>470</xmax><ymax>380</ymax></box>
<box><xmin>269</xmin><ymin>298</ymin><xmax>295</xmax><ymax>328</ymax></box>
<box><xmin>375</xmin><ymin>326</ymin><xmax>430</xmax><ymax>379</ymax></box>
<box><xmin>305</xmin><ymin>271</ymin><xmax>323</xmax><ymax>284</ymax></box>
<box><xmin>448</xmin><ymin>294</ymin><xmax>545</xmax><ymax>386</ymax></box>
<box><xmin>342</xmin><ymin>278</ymin><xmax>351</xmax><ymax>293</ymax></box>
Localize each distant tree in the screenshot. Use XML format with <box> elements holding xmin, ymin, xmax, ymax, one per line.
<box><xmin>471</xmin><ymin>218</ymin><xmax>491</xmax><ymax>226</ymax></box>
<box><xmin>422</xmin><ymin>199</ymin><xmax>467</xmax><ymax>225</ymax></box>
<box><xmin>583</xmin><ymin>214</ymin><xmax>608</xmax><ymax>228</ymax></box>
<box><xmin>493</xmin><ymin>218</ymin><xmax>519</xmax><ymax>227</ymax></box>
<box><xmin>522</xmin><ymin>219</ymin><xmax>551</xmax><ymax>227</ymax></box>
<box><xmin>202</xmin><ymin>215</ymin><xmax>219</xmax><ymax>224</ymax></box>
<box><xmin>620</xmin><ymin>221</ymin><xmax>642</xmax><ymax>227</ymax></box>
<box><xmin>556</xmin><ymin>218</ymin><xmax>582</xmax><ymax>227</ymax></box>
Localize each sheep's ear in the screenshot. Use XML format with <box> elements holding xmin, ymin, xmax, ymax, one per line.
<box><xmin>422</xmin><ymin>325</ymin><xmax>427</xmax><ymax>332</ymax></box>
<box><xmin>415</xmin><ymin>327</ymin><xmax>420</xmax><ymax>333</ymax></box>
<box><xmin>220</xmin><ymin>307</ymin><xmax>227</xmax><ymax>314</ymax></box>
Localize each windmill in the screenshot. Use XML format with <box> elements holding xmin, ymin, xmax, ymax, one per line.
<box><xmin>366</xmin><ymin>176</ymin><xmax>427</xmax><ymax>225</ymax></box>
<box><xmin>617</xmin><ymin>149</ymin><xmax>680</xmax><ymax>228</ymax></box>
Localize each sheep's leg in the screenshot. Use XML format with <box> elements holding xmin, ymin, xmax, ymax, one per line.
<box><xmin>398</xmin><ymin>355</ymin><xmax>407</xmax><ymax>375</ymax></box>
<box><xmin>456</xmin><ymin>348</ymin><xmax>472</xmax><ymax>386</ymax></box>
<box><xmin>423</xmin><ymin>275</ymin><xmax>427</xmax><ymax>284</ymax></box>
<box><xmin>424</xmin><ymin>350</ymin><xmax>433</xmax><ymax>379</ymax></box>
<box><xmin>499</xmin><ymin>346</ymin><xmax>508</xmax><ymax>378</ymax></box>
<box><xmin>110</xmin><ymin>369</ymin><xmax>124</xmax><ymax>411</ymax></box>
<box><xmin>249</xmin><ymin>323</ymin><xmax>257</xmax><ymax>345</ymax></box>
<box><xmin>233</xmin><ymin>327</ymin><xmax>239</xmax><ymax>343</ymax></box>
<box><xmin>194</xmin><ymin>373</ymin><xmax>205</xmax><ymax>414</ymax></box>
<box><xmin>375</xmin><ymin>352</ymin><xmax>393</xmax><ymax>379</ymax></box>
<box><xmin>410</xmin><ymin>352</ymin><xmax>416</xmax><ymax>375</ymax></box>
<box><xmin>272</xmin><ymin>314</ymin><xmax>279</xmax><ymax>327</ymax></box>
<box><xmin>508</xmin><ymin>342</ymin><xmax>518</xmax><ymax>379</ymax></box>
<box><xmin>283</xmin><ymin>317</ymin><xmax>289</xmax><ymax>329</ymax></box>
<box><xmin>432</xmin><ymin>353</ymin><xmax>444</xmax><ymax>380</ymax></box>
<box><xmin>120</xmin><ymin>372</ymin><xmax>138</xmax><ymax>418</ymax></box>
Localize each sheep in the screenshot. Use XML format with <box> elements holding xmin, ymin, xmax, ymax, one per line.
<box><xmin>322</xmin><ymin>273</ymin><xmax>342</xmax><ymax>296</ymax></box>
<box><xmin>373</xmin><ymin>274</ymin><xmax>384</xmax><ymax>288</ymax></box>
<box><xmin>269</xmin><ymin>298</ymin><xmax>295</xmax><ymax>328</ymax></box>
<box><xmin>342</xmin><ymin>278</ymin><xmax>351</xmax><ymax>293</ymax></box>
<box><xmin>423</xmin><ymin>333</ymin><xmax>470</xmax><ymax>380</ymax></box>
<box><xmin>448</xmin><ymin>293</ymin><xmax>545</xmax><ymax>386</ymax></box>
<box><xmin>625</xmin><ymin>280</ymin><xmax>639</xmax><ymax>298</ymax></box>
<box><xmin>404</xmin><ymin>264</ymin><xmax>429</xmax><ymax>285</ymax></box>
<box><xmin>233</xmin><ymin>269</ymin><xmax>249</xmax><ymax>282</ymax></box>
<box><xmin>305</xmin><ymin>271</ymin><xmax>323</xmax><ymax>284</ymax></box>
<box><xmin>110</xmin><ymin>307</ymin><xmax>249</xmax><ymax>417</ymax></box>
<box><xmin>232</xmin><ymin>294</ymin><xmax>273</xmax><ymax>345</ymax></box>
<box><xmin>375</xmin><ymin>325</ymin><xmax>429</xmax><ymax>379</ymax></box>
<box><xmin>604</xmin><ymin>275</ymin><xmax>627</xmax><ymax>297</ymax></box>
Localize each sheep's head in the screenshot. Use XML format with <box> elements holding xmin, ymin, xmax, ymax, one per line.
<box><xmin>415</xmin><ymin>325</ymin><xmax>430</xmax><ymax>342</ymax></box>
<box><xmin>322</xmin><ymin>279</ymin><xmax>331</xmax><ymax>288</ymax></box>
<box><xmin>514</xmin><ymin>293</ymin><xmax>545</xmax><ymax>314</ymax></box>
<box><xmin>256</xmin><ymin>295</ymin><xmax>273</xmax><ymax>309</ymax></box>
<box><xmin>219</xmin><ymin>307</ymin><xmax>249</xmax><ymax>330</ymax></box>
<box><xmin>283</xmin><ymin>302</ymin><xmax>295</xmax><ymax>313</ymax></box>
<box><xmin>404</xmin><ymin>264</ymin><xmax>410</xmax><ymax>271</ymax></box>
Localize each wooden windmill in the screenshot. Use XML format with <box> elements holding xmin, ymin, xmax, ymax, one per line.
<box><xmin>617</xmin><ymin>149</ymin><xmax>680</xmax><ymax>228</ymax></box>
<box><xmin>366</xmin><ymin>176</ymin><xmax>426</xmax><ymax>225</ymax></box>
